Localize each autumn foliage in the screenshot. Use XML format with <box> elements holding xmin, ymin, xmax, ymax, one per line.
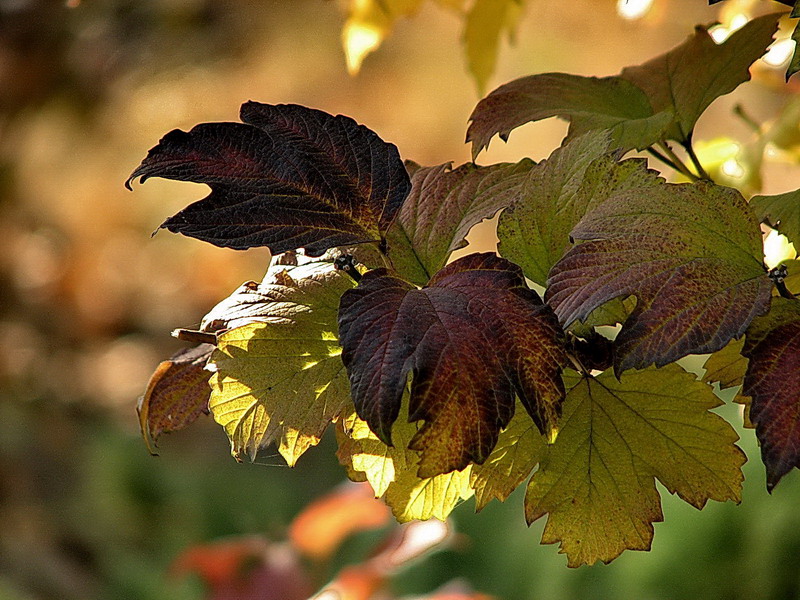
<box><xmin>131</xmin><ymin>7</ymin><xmax>800</xmax><ymax>568</ymax></box>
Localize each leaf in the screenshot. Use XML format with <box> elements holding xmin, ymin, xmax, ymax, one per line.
<box><xmin>127</xmin><ymin>102</ymin><xmax>411</xmax><ymax>256</ymax></box>
<box><xmin>336</xmin><ymin>406</ymin><xmax>474</xmax><ymax>522</ymax></box>
<box><xmin>172</xmin><ymin>537</ymin><xmax>313</xmax><ymax>600</ymax></box>
<box><xmin>469</xmin><ymin>401</ymin><xmax>546</xmax><ymax>511</ymax></box>
<box><xmin>751</xmin><ymin>189</ymin><xmax>800</xmax><ymax>249</ymax></box>
<box><xmin>703</xmin><ymin>337</ymin><xmax>753</xmax><ymax>428</ymax></box>
<box><xmin>787</xmin><ymin>20</ymin><xmax>800</xmax><ymax>81</ymax></box>
<box><xmin>138</xmin><ymin>344</ymin><xmax>214</xmax><ymax>454</ymax></box>
<box><xmin>288</xmin><ymin>483</ymin><xmax>390</xmax><ymax>561</ymax></box>
<box><xmin>525</xmin><ymin>366</ymin><xmax>745</xmax><ymax>567</ymax></box>
<box><xmin>546</xmin><ymin>180</ymin><xmax>773</xmax><ymax>374</ymax></box>
<box><xmin>341</xmin><ymin>0</ymin><xmax>424</xmax><ymax>74</ymax></box>
<box><xmin>385</xmin><ymin>159</ymin><xmax>534</xmax><ymax>285</ymax></box>
<box><xmin>497</xmin><ymin>131</ymin><xmax>665</xmax><ymax>287</ymax></box>
<box><xmin>338</xmin><ymin>253</ymin><xmax>567</xmax><ymax>477</ymax></box>
<box><xmin>207</xmin><ymin>258</ymin><xmax>355</xmax><ymax>466</ymax></box>
<box><xmin>466</xmin><ymin>72</ymin><xmax>673</xmax><ymax>159</ymax></box>
<box><xmin>463</xmin><ymin>0</ymin><xmax>524</xmax><ymax>94</ymax></box>
<box><xmin>467</xmin><ymin>14</ymin><xmax>780</xmax><ymax>157</ymax></box>
<box><xmin>784</xmin><ymin>259</ymin><xmax>800</xmax><ymax>295</ymax></box>
<box><xmin>620</xmin><ymin>13</ymin><xmax>781</xmax><ymax>143</ymax></box>
<box><xmin>742</xmin><ymin>297</ymin><xmax>800</xmax><ymax>490</ymax></box>
<box><xmin>703</xmin><ymin>337</ymin><xmax>748</xmax><ymax>391</ymax></box>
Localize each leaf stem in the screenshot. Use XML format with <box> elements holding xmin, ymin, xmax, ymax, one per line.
<box><xmin>657</xmin><ymin>142</ymin><xmax>701</xmax><ymax>181</ymax></box>
<box><xmin>172</xmin><ymin>328</ymin><xmax>218</xmax><ymax>345</ymax></box>
<box><xmin>646</xmin><ymin>147</ymin><xmax>684</xmax><ymax>175</ymax></box>
<box><xmin>769</xmin><ymin>265</ymin><xmax>796</xmax><ymax>299</ymax></box>
<box><xmin>682</xmin><ymin>135</ymin><xmax>712</xmax><ymax>181</ymax></box>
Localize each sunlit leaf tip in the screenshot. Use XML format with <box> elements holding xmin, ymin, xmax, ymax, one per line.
<box><xmin>127</xmin><ymin>102</ymin><xmax>412</xmax><ymax>256</ymax></box>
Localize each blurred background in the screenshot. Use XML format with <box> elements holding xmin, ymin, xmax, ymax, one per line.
<box><xmin>2</xmin><ymin>0</ymin><xmax>800</xmax><ymax>598</ymax></box>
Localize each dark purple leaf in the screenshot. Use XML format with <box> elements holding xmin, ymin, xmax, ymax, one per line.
<box><xmin>127</xmin><ymin>102</ymin><xmax>411</xmax><ymax>256</ymax></box>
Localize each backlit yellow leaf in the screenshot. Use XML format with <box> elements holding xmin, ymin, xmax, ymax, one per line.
<box><xmin>208</xmin><ymin>259</ymin><xmax>355</xmax><ymax>466</ymax></box>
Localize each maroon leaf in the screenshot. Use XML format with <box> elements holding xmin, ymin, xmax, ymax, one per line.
<box><xmin>127</xmin><ymin>102</ymin><xmax>411</xmax><ymax>256</ymax></box>
<box><xmin>742</xmin><ymin>297</ymin><xmax>800</xmax><ymax>491</ymax></box>
<box><xmin>546</xmin><ymin>181</ymin><xmax>772</xmax><ymax>373</ymax></box>
<box><xmin>337</xmin><ymin>253</ymin><xmax>567</xmax><ymax>477</ymax></box>
<box><xmin>137</xmin><ymin>344</ymin><xmax>214</xmax><ymax>453</ymax></box>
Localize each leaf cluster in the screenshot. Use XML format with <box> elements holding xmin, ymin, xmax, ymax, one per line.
<box><xmin>131</xmin><ymin>11</ymin><xmax>800</xmax><ymax>567</ymax></box>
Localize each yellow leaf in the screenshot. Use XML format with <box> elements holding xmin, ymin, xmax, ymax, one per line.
<box><xmin>525</xmin><ymin>366</ymin><xmax>745</xmax><ymax>567</ymax></box>
<box><xmin>343</xmin><ymin>0</ymin><xmax>425</xmax><ymax>74</ymax></box>
<box><xmin>464</xmin><ymin>0</ymin><xmax>524</xmax><ymax>94</ymax></box>
<box><xmin>337</xmin><ymin>400</ymin><xmax>473</xmax><ymax>522</ymax></box>
<box><xmin>208</xmin><ymin>260</ymin><xmax>355</xmax><ymax>466</ymax></box>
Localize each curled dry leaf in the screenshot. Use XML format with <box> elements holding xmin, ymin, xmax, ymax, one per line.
<box><xmin>138</xmin><ymin>343</ymin><xmax>215</xmax><ymax>454</ymax></box>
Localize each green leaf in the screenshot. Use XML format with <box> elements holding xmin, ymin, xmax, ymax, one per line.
<box><xmin>336</xmin><ymin>405</ymin><xmax>473</xmax><ymax>522</ymax></box>
<box><xmin>525</xmin><ymin>366</ymin><xmax>745</xmax><ymax>567</ymax></box>
<box><xmin>338</xmin><ymin>253</ymin><xmax>567</xmax><ymax>477</ymax></box>
<box><xmin>138</xmin><ymin>344</ymin><xmax>214</xmax><ymax>454</ymax></box>
<box><xmin>127</xmin><ymin>102</ymin><xmax>411</xmax><ymax>256</ymax></box>
<box><xmin>385</xmin><ymin>159</ymin><xmax>534</xmax><ymax>285</ymax></box>
<box><xmin>341</xmin><ymin>0</ymin><xmax>425</xmax><ymax>74</ymax></box>
<box><xmin>469</xmin><ymin>400</ymin><xmax>546</xmax><ymax>511</ymax></box>
<box><xmin>751</xmin><ymin>189</ymin><xmax>800</xmax><ymax>249</ymax></box>
<box><xmin>464</xmin><ymin>0</ymin><xmax>524</xmax><ymax>94</ymax></box>
<box><xmin>743</xmin><ymin>297</ymin><xmax>800</xmax><ymax>490</ymax></box>
<box><xmin>208</xmin><ymin>258</ymin><xmax>355</xmax><ymax>466</ymax></box>
<box><xmin>703</xmin><ymin>337</ymin><xmax>748</xmax><ymax>391</ymax></box>
<box><xmin>620</xmin><ymin>13</ymin><xmax>781</xmax><ymax>143</ymax></box>
<box><xmin>546</xmin><ymin>180</ymin><xmax>773</xmax><ymax>374</ymax></box>
<box><xmin>497</xmin><ymin>131</ymin><xmax>664</xmax><ymax>286</ymax></box>
<box><xmin>467</xmin><ymin>72</ymin><xmax>673</xmax><ymax>158</ymax></box>
<box><xmin>787</xmin><ymin>20</ymin><xmax>800</xmax><ymax>81</ymax></box>
<box><xmin>702</xmin><ymin>337</ymin><xmax>752</xmax><ymax>428</ymax></box>
<box><xmin>784</xmin><ymin>259</ymin><xmax>800</xmax><ymax>295</ymax></box>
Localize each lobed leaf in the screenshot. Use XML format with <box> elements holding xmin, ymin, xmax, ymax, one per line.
<box><xmin>742</xmin><ymin>297</ymin><xmax>800</xmax><ymax>490</ymax></box>
<box><xmin>466</xmin><ymin>72</ymin><xmax>672</xmax><ymax>158</ymax></box>
<box><xmin>546</xmin><ymin>180</ymin><xmax>773</xmax><ymax>374</ymax></box>
<box><xmin>467</xmin><ymin>14</ymin><xmax>779</xmax><ymax>157</ymax></box>
<box><xmin>127</xmin><ymin>102</ymin><xmax>411</xmax><ymax>256</ymax></box>
<box><xmin>138</xmin><ymin>344</ymin><xmax>214</xmax><ymax>454</ymax></box>
<box><xmin>751</xmin><ymin>189</ymin><xmax>800</xmax><ymax>249</ymax></box>
<box><xmin>497</xmin><ymin>131</ymin><xmax>664</xmax><ymax>286</ymax></box>
<box><xmin>620</xmin><ymin>13</ymin><xmax>781</xmax><ymax>144</ymax></box>
<box><xmin>386</xmin><ymin>159</ymin><xmax>534</xmax><ymax>285</ymax></box>
<box><xmin>526</xmin><ymin>367</ymin><xmax>745</xmax><ymax>567</ymax></box>
<box><xmin>336</xmin><ymin>406</ymin><xmax>473</xmax><ymax>522</ymax></box>
<box><xmin>208</xmin><ymin>258</ymin><xmax>355</xmax><ymax>465</ymax></box>
<box><xmin>338</xmin><ymin>253</ymin><xmax>567</xmax><ymax>477</ymax></box>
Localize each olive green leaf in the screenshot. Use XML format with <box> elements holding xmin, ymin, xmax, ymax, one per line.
<box><xmin>525</xmin><ymin>367</ymin><xmax>745</xmax><ymax>567</ymax></box>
